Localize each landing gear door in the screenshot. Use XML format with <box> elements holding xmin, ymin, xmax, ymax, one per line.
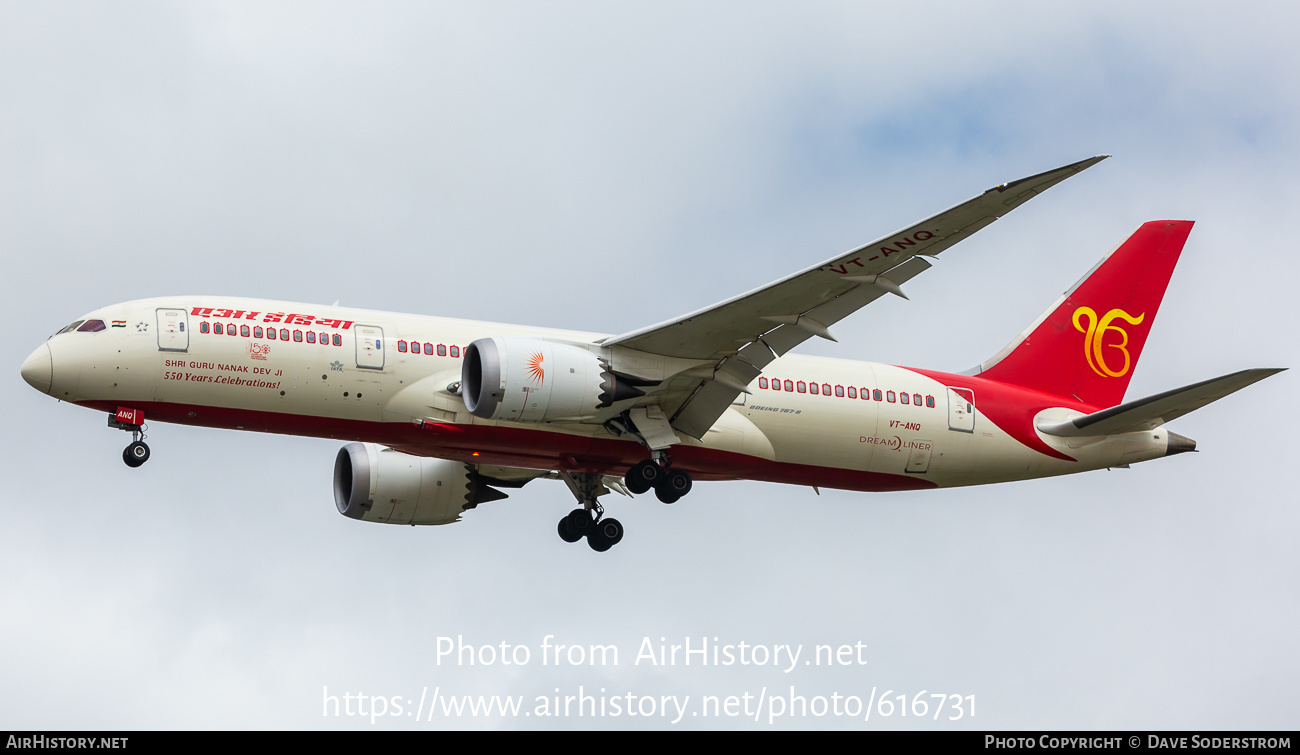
<box><xmin>156</xmin><ymin>308</ymin><xmax>189</xmax><ymax>352</ymax></box>
<box><xmin>355</xmin><ymin>325</ymin><xmax>385</xmax><ymax>370</ymax></box>
<box><xmin>947</xmin><ymin>387</ymin><xmax>974</xmax><ymax>433</ymax></box>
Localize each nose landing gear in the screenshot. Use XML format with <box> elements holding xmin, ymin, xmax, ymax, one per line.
<box><xmin>108</xmin><ymin>409</ymin><xmax>150</xmax><ymax>468</ymax></box>
<box><xmin>123</xmin><ymin>440</ymin><xmax>150</xmax><ymax>468</ymax></box>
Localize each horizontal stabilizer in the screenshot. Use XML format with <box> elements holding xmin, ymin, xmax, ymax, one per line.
<box><xmin>1037</xmin><ymin>368</ymin><xmax>1285</xmax><ymax>437</ymax></box>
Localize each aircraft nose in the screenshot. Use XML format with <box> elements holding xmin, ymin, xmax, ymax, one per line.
<box><xmin>21</xmin><ymin>343</ymin><xmax>52</xmax><ymax>394</ymax></box>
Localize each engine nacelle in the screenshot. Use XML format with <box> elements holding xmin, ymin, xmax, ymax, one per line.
<box><xmin>333</xmin><ymin>443</ymin><xmax>507</xmax><ymax>525</ymax></box>
<box><xmin>462</xmin><ymin>337</ymin><xmax>643</xmax><ymax>422</ymax></box>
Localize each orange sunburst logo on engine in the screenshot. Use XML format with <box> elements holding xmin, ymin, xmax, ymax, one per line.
<box><xmin>1073</xmin><ymin>306</ymin><xmax>1145</xmax><ymax>378</ymax></box>
<box><xmin>526</xmin><ymin>351</ymin><xmax>545</xmax><ymax>384</ymax></box>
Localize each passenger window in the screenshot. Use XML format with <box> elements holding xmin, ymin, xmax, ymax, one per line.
<box><xmin>886</xmin><ymin>391</ymin><xmax>896</xmax><ymax>403</ymax></box>
<box><xmin>254</xmin><ymin>326</ymin><xmax>263</xmax><ymax>338</ymax></box>
<box><xmin>424</xmin><ymin>343</ymin><xmax>433</xmax><ymax>355</ymax></box>
<box><xmin>306</xmin><ymin>332</ymin><xmax>316</xmax><ymax>343</ymax></box>
<box><xmin>280</xmin><ymin>329</ymin><xmax>290</xmax><ymax>340</ymax></box>
<box><xmin>874</xmin><ymin>389</ymin><xmax>882</xmax><ymax>401</ymax></box>
<box><xmin>759</xmin><ymin>377</ymin><xmax>768</xmax><ymax>389</ymax></box>
<box><xmin>293</xmin><ymin>330</ymin><xmax>303</xmax><ymax>342</ymax></box>
<box><xmin>926</xmin><ymin>395</ymin><xmax>935</xmax><ymax>408</ymax></box>
<box><xmin>901</xmin><ymin>393</ymin><xmax>910</xmax><ymax>405</ymax></box>
<box><xmin>914</xmin><ymin>393</ymin><xmax>922</xmax><ymax>405</ymax></box>
<box><xmin>267</xmin><ymin>328</ymin><xmax>276</xmax><ymax>340</ymax></box>
<box><xmin>437</xmin><ymin>344</ymin><xmax>447</xmax><ymax>356</ymax></box>
<box><xmin>822</xmin><ymin>383</ymin><xmax>831</xmax><ymax>395</ymax></box>
<box><xmin>848</xmin><ymin>387</ymin><xmax>856</xmax><ymax>398</ymax></box>
<box><xmin>783</xmin><ymin>380</ymin><xmax>793</xmax><ymax>391</ymax></box>
<box><xmin>241</xmin><ymin>325</ymin><xmax>250</xmax><ymax>337</ymax></box>
<box><xmin>801</xmin><ymin>381</ymin><xmax>810</xmax><ymax>394</ymax></box>
<box><xmin>214</xmin><ymin>323</ymin><xmax>223</xmax><ymax>335</ymax></box>
<box><xmin>835</xmin><ymin>385</ymin><xmax>845</xmax><ymax>397</ymax></box>
<box><xmin>451</xmin><ymin>345</ymin><xmax>460</xmax><ymax>358</ymax></box>
<box><xmin>200</xmin><ymin>322</ymin><xmax>210</xmax><ymax>334</ymax></box>
<box><xmin>398</xmin><ymin>341</ymin><xmax>407</xmax><ymax>353</ymax></box>
<box><xmin>333</xmin><ymin>334</ymin><xmax>342</xmax><ymax>346</ymax></box>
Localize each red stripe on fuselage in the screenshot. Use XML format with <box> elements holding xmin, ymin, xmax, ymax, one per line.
<box><xmin>80</xmin><ymin>399</ymin><xmax>936</xmax><ymax>492</ymax></box>
<box><xmin>901</xmin><ymin>367</ymin><xmax>1096</xmax><ymax>461</ymax></box>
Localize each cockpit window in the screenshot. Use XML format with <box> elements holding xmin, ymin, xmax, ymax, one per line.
<box><xmin>56</xmin><ymin>320</ymin><xmax>85</xmax><ymax>335</ymax></box>
<box><xmin>77</xmin><ymin>320</ymin><xmax>107</xmax><ymax>332</ymax></box>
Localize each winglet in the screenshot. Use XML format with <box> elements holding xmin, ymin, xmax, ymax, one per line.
<box><xmin>989</xmin><ymin>155</ymin><xmax>1109</xmax><ymax>196</ymax></box>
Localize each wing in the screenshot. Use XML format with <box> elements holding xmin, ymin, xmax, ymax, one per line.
<box><xmin>604</xmin><ymin>156</ymin><xmax>1108</xmax><ymax>439</ymax></box>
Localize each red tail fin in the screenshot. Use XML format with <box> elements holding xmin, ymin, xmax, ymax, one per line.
<box><xmin>974</xmin><ymin>220</ymin><xmax>1192</xmax><ymax>408</ymax></box>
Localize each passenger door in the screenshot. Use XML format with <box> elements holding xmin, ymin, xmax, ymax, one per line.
<box><xmin>355</xmin><ymin>325</ymin><xmax>385</xmax><ymax>369</ymax></box>
<box><xmin>947</xmin><ymin>387</ymin><xmax>974</xmax><ymax>433</ymax></box>
<box><xmin>156</xmin><ymin>308</ymin><xmax>189</xmax><ymax>352</ymax></box>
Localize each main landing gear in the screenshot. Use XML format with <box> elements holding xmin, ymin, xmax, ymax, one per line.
<box><xmin>602</xmin><ymin>412</ymin><xmax>694</xmax><ymax>504</ymax></box>
<box><xmin>555</xmin><ymin>472</ymin><xmax>625</xmax><ymax>552</ymax></box>
<box><xmin>108</xmin><ymin>411</ymin><xmax>150</xmax><ymax>468</ymax></box>
<box><xmin>624</xmin><ymin>458</ymin><xmax>693</xmax><ymax>504</ymax></box>
<box><xmin>557</xmin><ymin>507</ymin><xmax>625</xmax><ymax>552</ymax></box>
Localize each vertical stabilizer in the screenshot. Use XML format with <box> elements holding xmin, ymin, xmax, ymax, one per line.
<box><xmin>974</xmin><ymin>220</ymin><xmax>1192</xmax><ymax>408</ymax></box>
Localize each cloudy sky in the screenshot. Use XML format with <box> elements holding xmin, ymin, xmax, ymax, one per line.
<box><xmin>2</xmin><ymin>1</ymin><xmax>1296</xmax><ymax>730</ymax></box>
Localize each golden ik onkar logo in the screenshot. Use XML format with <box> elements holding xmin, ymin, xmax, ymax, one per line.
<box><xmin>1072</xmin><ymin>306</ymin><xmax>1144</xmax><ymax>378</ymax></box>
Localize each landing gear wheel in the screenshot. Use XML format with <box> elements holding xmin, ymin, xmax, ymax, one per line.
<box><xmin>587</xmin><ymin>518</ymin><xmax>624</xmax><ymax>552</ymax></box>
<box><xmin>557</xmin><ymin>517</ymin><xmax>583</xmax><ymax>543</ymax></box>
<box><xmin>563</xmin><ymin>508</ymin><xmax>593</xmax><ymax>539</ymax></box>
<box><xmin>654</xmin><ymin>485</ymin><xmax>680</xmax><ymax>504</ymax></box>
<box><xmin>624</xmin><ymin>459</ymin><xmax>661</xmax><ymax>495</ymax></box>
<box><xmin>654</xmin><ymin>468</ymin><xmax>691</xmax><ymax>503</ymax></box>
<box><xmin>123</xmin><ymin>441</ymin><xmax>150</xmax><ymax>468</ymax></box>
<box><xmin>598</xmin><ymin>518</ymin><xmax>624</xmax><ymax>545</ymax></box>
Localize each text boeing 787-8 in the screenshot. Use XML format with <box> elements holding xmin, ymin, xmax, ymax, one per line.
<box><xmin>19</xmin><ymin>156</ymin><xmax>1283</xmax><ymax>552</ymax></box>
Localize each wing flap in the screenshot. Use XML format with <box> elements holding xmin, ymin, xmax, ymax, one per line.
<box><xmin>669</xmin><ymin>255</ymin><xmax>941</xmax><ymax>435</ymax></box>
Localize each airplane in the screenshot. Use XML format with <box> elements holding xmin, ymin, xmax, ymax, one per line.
<box><xmin>19</xmin><ymin>156</ymin><xmax>1283</xmax><ymax>553</ymax></box>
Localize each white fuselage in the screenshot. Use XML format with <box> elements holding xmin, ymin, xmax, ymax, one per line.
<box><xmin>26</xmin><ymin>297</ymin><xmax>1173</xmax><ymax>492</ymax></box>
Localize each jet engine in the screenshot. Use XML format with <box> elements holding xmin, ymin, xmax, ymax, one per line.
<box><xmin>333</xmin><ymin>443</ymin><xmax>509</xmax><ymax>525</ymax></box>
<box><xmin>461</xmin><ymin>337</ymin><xmax>644</xmax><ymax>422</ymax></box>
